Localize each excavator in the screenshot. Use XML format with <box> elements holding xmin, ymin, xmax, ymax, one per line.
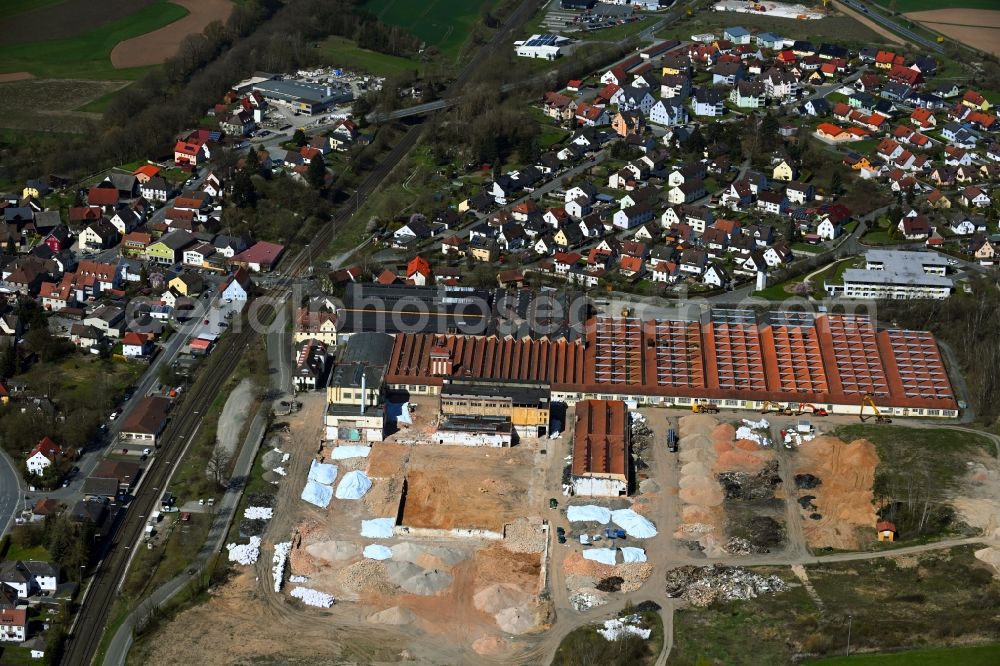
<box><xmin>761</xmin><ymin>401</ymin><xmax>795</xmax><ymax>416</ymax></box>
<box><xmin>797</xmin><ymin>403</ymin><xmax>829</xmax><ymax>417</ymax></box>
<box><xmin>859</xmin><ymin>393</ymin><xmax>892</xmax><ymax>423</ymax></box>
<box><xmin>691</xmin><ymin>400</ymin><xmax>719</xmax><ymax>414</ymax></box>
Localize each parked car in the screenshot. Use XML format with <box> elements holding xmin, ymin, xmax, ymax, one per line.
<box><xmin>109</xmin><ymin>409</ymin><xmax>121</xmax><ymax>421</ymax></box>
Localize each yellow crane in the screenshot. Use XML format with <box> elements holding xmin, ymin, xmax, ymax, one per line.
<box><xmin>860</xmin><ymin>393</ymin><xmax>892</xmax><ymax>423</ymax></box>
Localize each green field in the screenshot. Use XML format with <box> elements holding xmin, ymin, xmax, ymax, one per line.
<box><xmin>871</xmin><ymin>0</ymin><xmax>1000</xmax><ymax>11</ymax></box>
<box><xmin>805</xmin><ymin>643</ymin><xmax>1000</xmax><ymax>666</ymax></box>
<box><xmin>318</xmin><ymin>35</ymin><xmax>419</xmax><ymax>76</ymax></box>
<box><xmin>657</xmin><ymin>10</ymin><xmax>892</xmax><ymax>47</ymax></box>
<box><xmin>585</xmin><ymin>17</ymin><xmax>657</xmax><ymax>43</ymax></box>
<box><xmin>364</xmin><ymin>0</ymin><xmax>492</xmax><ymax>58</ymax></box>
<box><xmin>0</xmin><ymin>0</ymin><xmax>187</xmax><ymax>79</ymax></box>
<box><xmin>0</xmin><ymin>0</ymin><xmax>66</xmax><ymax>19</ymax></box>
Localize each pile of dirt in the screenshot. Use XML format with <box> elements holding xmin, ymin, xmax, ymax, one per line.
<box><xmin>675</xmin><ymin>416</ymin><xmax>727</xmax><ymax>556</ymax></box>
<box><xmin>596</xmin><ymin>576</ymin><xmax>624</xmax><ymax>592</ymax></box>
<box><xmin>794</xmin><ymin>436</ymin><xmax>879</xmax><ymax>549</ymax></box>
<box><xmin>391</xmin><ymin>542</ymin><xmax>466</xmax><ymax>569</ymax></box>
<box><xmin>665</xmin><ymin>565</ymin><xmax>786</xmax><ymax>607</ymax></box>
<box><xmin>306</xmin><ymin>540</ymin><xmax>359</xmax><ymax>562</ymax></box>
<box><xmin>562</xmin><ymin>551</ymin><xmax>653</xmax><ymax>595</ymax></box>
<box><xmin>472</xmin><ymin>636</ymin><xmax>509</xmax><ymax>655</ymax></box>
<box><xmin>367</xmin><ymin>606</ymin><xmax>416</xmax><ymax>625</ymax></box>
<box><xmin>952</xmin><ymin>461</ymin><xmax>1000</xmax><ymax>534</ymax></box>
<box><xmin>717</xmin><ymin>461</ymin><xmax>781</xmax><ymax>500</ymax></box>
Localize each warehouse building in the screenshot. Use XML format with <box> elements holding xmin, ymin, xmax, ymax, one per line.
<box><xmin>385</xmin><ymin>309</ymin><xmax>958</xmax><ymax>418</ymax></box>
<box><xmin>252</xmin><ymin>79</ymin><xmax>351</xmax><ymax>115</ymax></box>
<box><xmin>571</xmin><ymin>399</ymin><xmax>630</xmax><ymax>497</ymax></box>
<box><xmin>324</xmin><ymin>332</ymin><xmax>395</xmax><ymax>443</ymax></box>
<box><xmin>438</xmin><ymin>377</ymin><xmax>551</xmax><ymax>437</ymax></box>
<box><xmin>515</xmin><ymin>34</ymin><xmax>570</xmax><ymax>60</ymax></box>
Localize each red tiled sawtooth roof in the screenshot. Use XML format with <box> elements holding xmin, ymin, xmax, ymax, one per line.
<box><xmin>385</xmin><ymin>313</ymin><xmax>957</xmax><ymax>411</ymax></box>
<box><xmin>572</xmin><ymin>399</ymin><xmax>628</xmax><ymax>478</ymax></box>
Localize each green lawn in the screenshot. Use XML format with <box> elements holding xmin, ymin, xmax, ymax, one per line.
<box><xmin>871</xmin><ymin>0</ymin><xmax>999</xmax><ymax>11</ymax></box>
<box><xmin>0</xmin><ymin>1</ymin><xmax>188</xmax><ymax>79</ymax></box>
<box><xmin>363</xmin><ymin>0</ymin><xmax>492</xmax><ymax>59</ymax></box>
<box><xmin>0</xmin><ymin>0</ymin><xmax>66</xmax><ymax>19</ymax></box>
<box><xmin>2</xmin><ymin>540</ymin><xmax>51</xmax><ymax>562</ymax></box>
<box><xmin>805</xmin><ymin>643</ymin><xmax>1000</xmax><ymax>666</ymax></box>
<box><xmin>318</xmin><ymin>35</ymin><xmax>420</xmax><ymax>77</ymax></box>
<box><xmin>76</xmin><ymin>86</ymin><xmax>128</xmax><ymax>114</ymax></box>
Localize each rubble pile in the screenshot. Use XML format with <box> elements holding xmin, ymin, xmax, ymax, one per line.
<box><xmin>716</xmin><ymin>461</ymin><xmax>781</xmax><ymax>501</ymax></box>
<box><xmin>665</xmin><ymin>565</ymin><xmax>787</xmax><ymax>607</ymax></box>
<box><xmin>503</xmin><ymin>518</ymin><xmax>547</xmax><ymax>553</ymax></box>
<box><xmin>598</xmin><ymin>614</ymin><xmax>652</xmax><ymax>642</ymax></box>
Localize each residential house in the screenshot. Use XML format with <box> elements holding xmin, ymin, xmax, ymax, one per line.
<box><xmin>772</xmin><ymin>159</ymin><xmax>795</xmax><ymax>182</ymax></box>
<box><xmin>785</xmin><ymin>182</ymin><xmax>814</xmax><ymax>205</ymax></box>
<box><xmin>667</xmin><ymin>180</ymin><xmax>706</xmax><ymax>205</ymax></box>
<box><xmin>816</xmin><ymin>216</ymin><xmax>843</xmax><ymax>240</ymax></box>
<box><xmin>730</xmin><ymin>80</ymin><xmax>765</xmax><ymax>108</ymax></box>
<box><xmin>691</xmin><ymin>87</ymin><xmax>727</xmax><ymax>117</ymax></box>
<box><xmin>898</xmin><ymin>215</ymin><xmax>932</xmax><ymax>240</ymax></box>
<box><xmin>612</xmin><ymin>110</ymin><xmax>645</xmax><ymax>138</ymax></box>
<box><xmin>26</xmin><ymin>436</ymin><xmax>61</xmax><ymax>475</ymax></box>
<box><xmin>703</xmin><ymin>262</ymin><xmax>730</xmax><ymax>288</ymax></box>
<box><xmin>78</xmin><ymin>220</ymin><xmax>118</xmax><ymax>250</ymax></box>
<box><xmin>960</xmin><ymin>186</ymin><xmax>991</xmax><ymax>208</ymax></box>
<box><xmin>122</xmin><ymin>331</ymin><xmax>154</xmax><ymax>358</ymax></box>
<box><xmin>648</xmin><ymin>99</ymin><xmax>687</xmax><ymax>126</ymax></box>
<box><xmin>220</xmin><ymin>267</ymin><xmax>251</xmax><ymax>303</ymax></box>
<box><xmin>757</xmin><ymin>191</ymin><xmax>788</xmax><ymax>215</ymax></box>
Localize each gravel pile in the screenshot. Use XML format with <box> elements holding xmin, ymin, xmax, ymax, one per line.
<box><xmin>367</xmin><ymin>606</ymin><xmax>415</xmax><ymax>625</ymax></box>
<box><xmin>337</xmin><ymin>560</ymin><xmax>396</xmax><ymax>595</ymax></box>
<box><xmin>503</xmin><ymin>518</ymin><xmax>546</xmax><ymax>553</ymax></box>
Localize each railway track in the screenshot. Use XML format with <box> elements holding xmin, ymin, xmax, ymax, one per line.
<box><xmin>63</xmin><ymin>4</ymin><xmax>542</xmax><ymax>663</ymax></box>
<box><xmin>61</xmin><ymin>303</ymin><xmax>272</xmax><ymax>666</ymax></box>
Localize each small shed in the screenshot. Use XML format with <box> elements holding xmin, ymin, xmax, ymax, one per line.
<box><xmin>876</xmin><ymin>520</ymin><xmax>897</xmax><ymax>542</ymax></box>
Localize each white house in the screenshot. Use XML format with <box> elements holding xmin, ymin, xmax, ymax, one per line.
<box><xmin>25</xmin><ymin>437</ymin><xmax>61</xmax><ymax>476</ymax></box>
<box><xmin>649</xmin><ymin>100</ymin><xmax>688</xmax><ymax>126</ymax></box>
<box><xmin>220</xmin><ymin>268</ymin><xmax>251</xmax><ymax>305</ymax></box>
<box><xmin>816</xmin><ymin>217</ymin><xmax>842</xmax><ymax>240</ymax></box>
<box><xmin>0</xmin><ymin>609</ymin><xmax>26</xmax><ymax>643</ymax></box>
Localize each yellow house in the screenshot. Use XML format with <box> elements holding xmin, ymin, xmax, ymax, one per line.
<box><xmin>168</xmin><ymin>273</ymin><xmax>203</xmax><ymax>296</ymax></box>
<box><xmin>876</xmin><ymin>521</ymin><xmax>896</xmax><ymax>542</ymax></box>
<box><xmin>553</xmin><ymin>227</ymin><xmax>572</xmax><ymax>247</ymax></box>
<box><xmin>470</xmin><ymin>239</ymin><xmax>499</xmax><ymax>263</ymax></box>
<box><xmin>0</xmin><ymin>383</ymin><xmax>9</xmax><ymax>405</ymax></box>
<box><xmin>772</xmin><ymin>160</ymin><xmax>795</xmax><ymax>182</ymax></box>
<box><xmin>661</xmin><ymin>64</ymin><xmax>683</xmax><ymax>76</ymax></box>
<box><xmin>850</xmin><ymin>156</ymin><xmax>873</xmax><ymax>171</ymax></box>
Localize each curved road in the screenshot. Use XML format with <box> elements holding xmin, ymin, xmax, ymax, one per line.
<box><xmin>0</xmin><ymin>449</ymin><xmax>25</xmax><ymax>538</ymax></box>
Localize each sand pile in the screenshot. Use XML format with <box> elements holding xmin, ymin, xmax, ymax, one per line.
<box><xmin>495</xmin><ymin>606</ymin><xmax>536</xmax><ymax>634</ymax></box>
<box><xmin>675</xmin><ymin>416</ymin><xmax>728</xmax><ymax>556</ymax></box>
<box><xmin>474</xmin><ymin>583</ymin><xmax>531</xmax><ymax>614</ymax></box>
<box><xmin>391</xmin><ymin>542</ymin><xmax>466</xmax><ymax>568</ymax></box>
<box><xmin>336</xmin><ymin>559</ymin><xmax>397</xmax><ymax>596</ymax></box>
<box><xmin>385</xmin><ymin>561</ymin><xmax>453</xmax><ymax>595</ymax></box>
<box><xmin>794</xmin><ymin>436</ymin><xmax>879</xmax><ymax>549</ymax></box>
<box><xmin>367</xmin><ymin>606</ymin><xmax>416</xmax><ymax>625</ymax></box>
<box><xmin>306</xmin><ymin>540</ymin><xmax>359</xmax><ymax>562</ymax></box>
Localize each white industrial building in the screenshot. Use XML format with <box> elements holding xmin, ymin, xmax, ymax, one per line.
<box><xmin>832</xmin><ymin>249</ymin><xmax>952</xmax><ymax>300</ymax></box>
<box><xmin>515</xmin><ymin>34</ymin><xmax>569</xmax><ymax>60</ymax></box>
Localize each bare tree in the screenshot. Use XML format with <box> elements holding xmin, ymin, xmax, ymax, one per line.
<box><xmin>207</xmin><ymin>448</ymin><xmax>231</xmax><ymax>489</ymax></box>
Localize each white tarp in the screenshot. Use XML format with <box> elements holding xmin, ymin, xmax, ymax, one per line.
<box><xmin>272</xmin><ymin>541</ymin><xmax>291</xmax><ymax>592</ymax></box>
<box><xmin>244</xmin><ymin>506</ymin><xmax>273</xmax><ymax>520</ymax></box>
<box><xmin>301</xmin><ymin>481</ymin><xmax>333</xmax><ymax>508</ymax></box>
<box><xmin>363</xmin><ymin>544</ymin><xmax>393</xmax><ymax>560</ymax></box>
<box><xmin>582</xmin><ymin>548</ymin><xmax>618</xmax><ymax>565</ymax></box>
<box><xmin>361</xmin><ymin>518</ymin><xmax>395</xmax><ymax>539</ymax></box>
<box><xmin>611</xmin><ymin>509</ymin><xmax>657</xmax><ymax>538</ymax></box>
<box><xmin>619</xmin><ymin>547</ymin><xmax>647</xmax><ymax>563</ymax></box>
<box><xmin>398</xmin><ymin>402</ymin><xmax>412</xmax><ymax>425</ymax></box>
<box><xmin>307</xmin><ymin>460</ymin><xmax>338</xmax><ymax>485</ymax></box>
<box><xmin>335</xmin><ymin>470</ymin><xmax>372</xmax><ymax>500</ymax></box>
<box><xmin>567</xmin><ymin>505</ymin><xmax>612</xmax><ymax>524</ymax></box>
<box><xmin>330</xmin><ymin>445</ymin><xmax>371</xmax><ymax>460</ymax></box>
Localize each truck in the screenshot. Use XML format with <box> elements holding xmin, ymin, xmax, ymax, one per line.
<box><xmin>667</xmin><ymin>429</ymin><xmax>678</xmax><ymax>453</ymax></box>
<box><xmin>579</xmin><ymin>534</ymin><xmax>590</xmax><ymax>545</ymax></box>
<box><xmin>604</xmin><ymin>528</ymin><xmax>627</xmax><ymax>540</ymax></box>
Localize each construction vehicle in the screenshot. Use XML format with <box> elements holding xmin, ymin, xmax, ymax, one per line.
<box><xmin>761</xmin><ymin>401</ymin><xmax>795</xmax><ymax>416</ymax></box>
<box><xmin>667</xmin><ymin>429</ymin><xmax>678</xmax><ymax>453</ymax></box>
<box><xmin>860</xmin><ymin>393</ymin><xmax>892</xmax><ymax>423</ymax></box>
<box><xmin>605</xmin><ymin>527</ymin><xmax>627</xmax><ymax>540</ymax></box>
<box><xmin>798</xmin><ymin>403</ymin><xmax>829</xmax><ymax>416</ymax></box>
<box><xmin>936</xmin><ymin>36</ymin><xmax>945</xmax><ymax>44</ymax></box>
<box><xmin>691</xmin><ymin>401</ymin><xmax>719</xmax><ymax>414</ymax></box>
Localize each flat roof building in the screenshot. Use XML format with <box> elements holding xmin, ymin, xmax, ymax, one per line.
<box><xmin>572</xmin><ymin>399</ymin><xmax>630</xmax><ymax>497</ymax></box>
<box><xmin>836</xmin><ymin>249</ymin><xmax>952</xmax><ymax>300</ymax></box>
<box><xmin>515</xmin><ymin>34</ymin><xmax>569</xmax><ymax>60</ymax></box>
<box><xmin>384</xmin><ymin>309</ymin><xmax>958</xmax><ymax>418</ymax></box>
<box><xmin>252</xmin><ymin>79</ymin><xmax>351</xmax><ymax>115</ymax></box>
